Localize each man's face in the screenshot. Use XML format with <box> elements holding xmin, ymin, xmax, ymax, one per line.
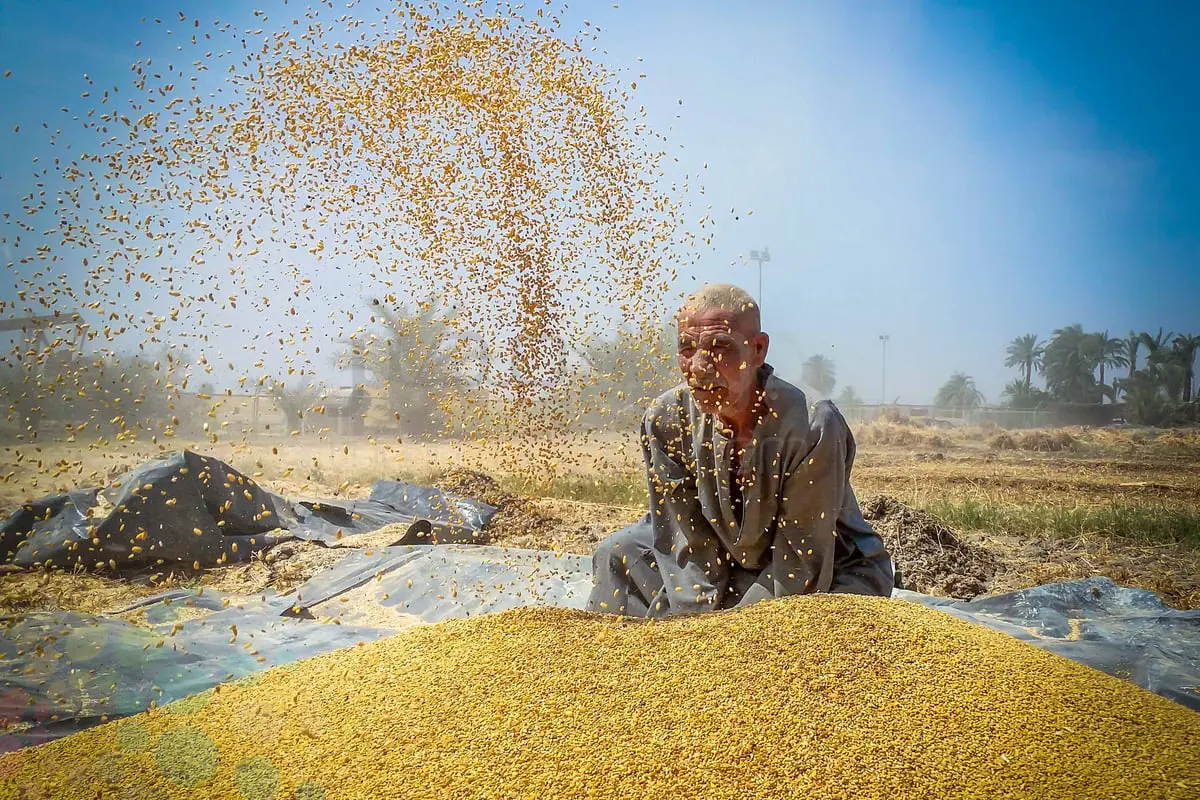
<box><xmin>676</xmin><ymin>308</ymin><xmax>769</xmax><ymax>416</ymax></box>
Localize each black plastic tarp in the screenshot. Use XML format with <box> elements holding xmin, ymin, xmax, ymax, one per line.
<box><xmin>0</xmin><ymin>489</ymin><xmax>102</xmax><ymax>568</ymax></box>
<box><xmin>274</xmin><ymin>496</ymin><xmax>420</xmax><ymax>544</ymax></box>
<box><xmin>0</xmin><ymin>452</ymin><xmax>499</xmax><ymax>571</ymax></box>
<box><xmin>2</xmin><ymin>451</ymin><xmax>295</xmax><ymax>570</ymax></box>
<box><xmin>368</xmin><ymin>481</ymin><xmax>497</xmax><ymax>531</ymax></box>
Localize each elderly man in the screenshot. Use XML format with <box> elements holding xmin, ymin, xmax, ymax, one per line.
<box><xmin>588</xmin><ymin>283</ymin><xmax>894</xmax><ymax>616</ymax></box>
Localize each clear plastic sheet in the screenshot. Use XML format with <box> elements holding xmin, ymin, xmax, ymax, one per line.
<box><xmin>897</xmin><ymin>577</ymin><xmax>1200</xmax><ymax>711</ymax></box>
<box><xmin>0</xmin><ymin>604</ymin><xmax>391</xmax><ymax>752</ymax></box>
<box><xmin>286</xmin><ymin>545</ymin><xmax>592</xmax><ymax>620</ymax></box>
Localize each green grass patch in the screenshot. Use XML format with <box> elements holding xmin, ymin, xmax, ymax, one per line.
<box><xmin>339</xmin><ymin>458</ymin><xmax>1200</xmax><ymax>549</ymax></box>
<box><xmin>923</xmin><ymin>499</ymin><xmax>1200</xmax><ymax>549</ymax></box>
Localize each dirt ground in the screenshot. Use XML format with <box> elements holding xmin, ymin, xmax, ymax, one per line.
<box><xmin>2</xmin><ymin>423</ymin><xmax>1199</xmax><ymax>619</ymax></box>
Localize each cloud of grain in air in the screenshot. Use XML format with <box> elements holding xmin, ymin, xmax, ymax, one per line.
<box><xmin>0</xmin><ymin>1</ymin><xmax>723</xmax><ymax>478</ymax></box>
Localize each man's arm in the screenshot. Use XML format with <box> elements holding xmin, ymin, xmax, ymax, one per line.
<box><xmin>734</xmin><ymin>401</ymin><xmax>849</xmax><ymax>606</ymax></box>
<box><xmin>641</xmin><ymin>399</ymin><xmax>731</xmax><ymax>613</ymax></box>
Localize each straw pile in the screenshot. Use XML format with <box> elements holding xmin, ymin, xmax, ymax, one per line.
<box><xmin>2</xmin><ymin>594</ymin><xmax>1198</xmax><ymax>799</ymax></box>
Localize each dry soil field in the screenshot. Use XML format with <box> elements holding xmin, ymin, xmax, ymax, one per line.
<box><xmin>2</xmin><ymin>420</ymin><xmax>1199</xmax><ymax>619</ymax></box>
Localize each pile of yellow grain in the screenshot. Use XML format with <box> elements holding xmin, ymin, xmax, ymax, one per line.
<box><xmin>3</xmin><ymin>595</ymin><xmax>1198</xmax><ymax>799</ymax></box>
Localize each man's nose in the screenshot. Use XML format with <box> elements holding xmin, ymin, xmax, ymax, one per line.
<box><xmin>689</xmin><ymin>349</ymin><xmax>719</xmax><ymax>376</ymax></box>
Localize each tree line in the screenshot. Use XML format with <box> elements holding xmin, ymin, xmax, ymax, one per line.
<box><xmin>998</xmin><ymin>327</ymin><xmax>1198</xmax><ymax>425</ymax></box>
<box><xmin>1</xmin><ymin>346</ymin><xmax>202</xmax><ymax>442</ymax></box>
<box><xmin>932</xmin><ymin>328</ymin><xmax>1198</xmax><ymax>426</ymax></box>
<box><xmin>319</xmin><ymin>302</ymin><xmax>873</xmax><ymax>435</ymax></box>
<box><xmin>172</xmin><ymin>301</ymin><xmax>1200</xmax><ymax>437</ymax></box>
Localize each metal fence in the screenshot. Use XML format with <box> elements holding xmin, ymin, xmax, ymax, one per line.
<box><xmin>839</xmin><ymin>404</ymin><xmax>1048</xmax><ymax>430</ymax></box>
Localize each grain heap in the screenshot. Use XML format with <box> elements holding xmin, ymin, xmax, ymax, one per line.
<box><xmin>860</xmin><ymin>494</ymin><xmax>998</xmax><ymax>598</ymax></box>
<box><xmin>3</xmin><ymin>595</ymin><xmax>1198</xmax><ymax>799</ymax></box>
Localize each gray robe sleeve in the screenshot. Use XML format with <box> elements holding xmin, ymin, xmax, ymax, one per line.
<box><xmin>734</xmin><ymin>402</ymin><xmax>851</xmax><ymax>606</ymax></box>
<box><xmin>642</xmin><ymin>400</ymin><xmax>731</xmax><ymax>612</ymax></box>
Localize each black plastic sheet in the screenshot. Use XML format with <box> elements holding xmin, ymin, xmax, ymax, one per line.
<box><xmin>0</xmin><ymin>452</ymin><xmax>499</xmax><ymax>570</ymax></box>
<box><xmin>0</xmin><ymin>453</ymin><xmax>294</xmax><ymax>573</ymax></box>
<box><xmin>2</xmin><ymin>451</ymin><xmax>291</xmax><ymax>570</ymax></box>
<box><xmin>368</xmin><ymin>481</ymin><xmax>498</xmax><ymax>531</ymax></box>
<box><xmin>0</xmin><ymin>489</ymin><xmax>98</xmax><ymax>568</ymax></box>
<box><xmin>273</xmin><ymin>496</ymin><xmax>419</xmax><ymax>544</ymax></box>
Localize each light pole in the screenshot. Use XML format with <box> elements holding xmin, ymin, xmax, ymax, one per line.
<box><xmin>748</xmin><ymin>248</ymin><xmax>771</xmax><ymax>311</ymax></box>
<box><xmin>878</xmin><ymin>334</ymin><xmax>890</xmax><ymax>410</ymax></box>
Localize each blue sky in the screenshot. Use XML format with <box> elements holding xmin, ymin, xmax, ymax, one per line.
<box><xmin>1</xmin><ymin>0</ymin><xmax>1197</xmax><ymax>404</ymax></box>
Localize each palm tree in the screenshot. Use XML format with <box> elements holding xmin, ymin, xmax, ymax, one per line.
<box><xmin>1122</xmin><ymin>368</ymin><xmax>1178</xmax><ymax>427</ymax></box>
<box><xmin>1158</xmin><ymin>359</ymin><xmax>1188</xmax><ymax>402</ymax></box>
<box><xmin>1139</xmin><ymin>328</ymin><xmax>1174</xmax><ymax>361</ymax></box>
<box><xmin>1090</xmin><ymin>330</ymin><xmax>1129</xmax><ymax>401</ymax></box>
<box><xmin>1042</xmin><ymin>325</ymin><xmax>1102</xmax><ymax>404</ymax></box>
<box><xmin>935</xmin><ymin>372</ymin><xmax>984</xmax><ymax>410</ymax></box>
<box><xmin>836</xmin><ymin>385</ymin><xmax>864</xmax><ymax>407</ymax></box>
<box><xmin>1170</xmin><ymin>334</ymin><xmax>1200</xmax><ymax>402</ymax></box>
<box><xmin>1134</xmin><ymin>328</ymin><xmax>1188</xmax><ymax>402</ymax></box>
<box><xmin>1119</xmin><ymin>332</ymin><xmax>1140</xmax><ymax>397</ymax></box>
<box><xmin>800</xmin><ymin>354</ymin><xmax>837</xmax><ymax>398</ymax></box>
<box><xmin>1002</xmin><ymin>380</ymin><xmax>1049</xmax><ymax>410</ymax></box>
<box><xmin>1004</xmin><ymin>334</ymin><xmax>1044</xmax><ymax>390</ymax></box>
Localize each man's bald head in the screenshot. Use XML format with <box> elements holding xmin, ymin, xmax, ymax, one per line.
<box><xmin>674</xmin><ymin>283</ymin><xmax>769</xmax><ymax>420</ymax></box>
<box><xmin>676</xmin><ymin>283</ymin><xmax>761</xmax><ymax>334</ymax></box>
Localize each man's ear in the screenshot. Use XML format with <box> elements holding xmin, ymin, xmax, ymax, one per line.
<box><xmin>753</xmin><ymin>332</ymin><xmax>769</xmax><ymax>365</ymax></box>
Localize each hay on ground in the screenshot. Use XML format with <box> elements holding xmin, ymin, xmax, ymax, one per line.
<box><xmin>855</xmin><ymin>422</ymin><xmax>948</xmax><ymax>449</ymax></box>
<box><xmin>988</xmin><ymin>430</ymin><xmax>1076</xmax><ymax>452</ymax></box>
<box><xmin>989</xmin><ymin>432</ymin><xmax>1017</xmax><ymax>450</ymax></box>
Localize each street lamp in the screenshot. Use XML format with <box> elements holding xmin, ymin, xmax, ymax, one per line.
<box><xmin>748</xmin><ymin>247</ymin><xmax>771</xmax><ymax>311</ymax></box>
<box><xmin>878</xmin><ymin>334</ymin><xmax>890</xmax><ymax>410</ymax></box>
